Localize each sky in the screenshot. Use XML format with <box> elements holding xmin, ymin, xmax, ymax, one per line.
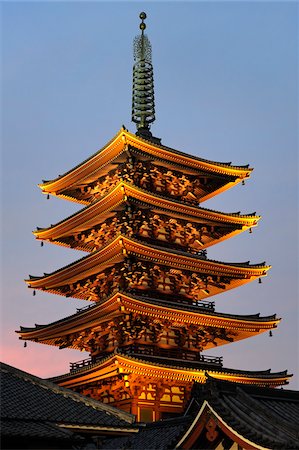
<box><xmin>1</xmin><ymin>2</ymin><xmax>298</xmax><ymax>388</ymax></box>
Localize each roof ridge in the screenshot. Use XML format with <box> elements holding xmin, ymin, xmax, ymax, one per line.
<box><xmin>40</xmin><ymin>128</ymin><xmax>124</xmax><ymax>186</ymax></box>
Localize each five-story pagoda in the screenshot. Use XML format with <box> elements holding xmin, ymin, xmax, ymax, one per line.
<box><xmin>18</xmin><ymin>13</ymin><xmax>291</xmax><ymax>422</ymax></box>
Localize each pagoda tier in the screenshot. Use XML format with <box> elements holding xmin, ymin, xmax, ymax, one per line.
<box><xmin>17</xmin><ymin>292</ymin><xmax>279</xmax><ymax>355</ymax></box>
<box><xmin>26</xmin><ymin>236</ymin><xmax>270</xmax><ymax>303</ymax></box>
<box><xmin>39</xmin><ymin>128</ymin><xmax>252</xmax><ymax>205</ymax></box>
<box><xmin>34</xmin><ymin>182</ymin><xmax>260</xmax><ymax>253</ymax></box>
<box><xmin>48</xmin><ymin>350</ymin><xmax>291</xmax><ymax>419</ymax></box>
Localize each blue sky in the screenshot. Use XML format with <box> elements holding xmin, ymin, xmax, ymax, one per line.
<box><xmin>2</xmin><ymin>2</ymin><xmax>298</xmax><ymax>387</ymax></box>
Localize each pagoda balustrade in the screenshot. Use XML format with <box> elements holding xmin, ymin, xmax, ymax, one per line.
<box><xmin>64</xmin><ymin>157</ymin><xmax>230</xmax><ymax>205</ymax></box>
<box><xmin>69</xmin><ymin>345</ymin><xmax>223</xmax><ymax>372</ymax></box>
<box><xmin>121</xmin><ymin>344</ymin><xmax>223</xmax><ymax>366</ymax></box>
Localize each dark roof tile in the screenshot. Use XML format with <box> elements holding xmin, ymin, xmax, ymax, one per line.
<box><xmin>1</xmin><ymin>362</ymin><xmax>134</xmax><ymax>429</ymax></box>
<box><xmin>191</xmin><ymin>379</ymin><xmax>299</xmax><ymax>449</ymax></box>
<box><xmin>1</xmin><ymin>419</ymin><xmax>76</xmax><ymax>440</ymax></box>
<box><xmin>104</xmin><ymin>417</ymin><xmax>192</xmax><ymax>449</ymax></box>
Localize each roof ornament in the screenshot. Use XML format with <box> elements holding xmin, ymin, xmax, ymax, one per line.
<box><xmin>132</xmin><ymin>12</ymin><xmax>156</xmax><ymax>140</ymax></box>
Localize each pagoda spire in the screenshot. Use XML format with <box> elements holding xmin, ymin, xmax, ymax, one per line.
<box><xmin>132</xmin><ymin>12</ymin><xmax>156</xmax><ymax>140</ymax></box>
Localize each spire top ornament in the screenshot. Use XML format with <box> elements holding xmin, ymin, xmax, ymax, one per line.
<box><xmin>139</xmin><ymin>11</ymin><xmax>146</xmax><ymax>31</ymax></box>
<box><xmin>132</xmin><ymin>12</ymin><xmax>156</xmax><ymax>140</ymax></box>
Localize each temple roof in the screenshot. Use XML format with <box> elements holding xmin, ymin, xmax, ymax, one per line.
<box><xmin>103</xmin><ymin>379</ymin><xmax>299</xmax><ymax>449</ymax></box>
<box><xmin>39</xmin><ymin>128</ymin><xmax>252</xmax><ymax>202</ymax></box>
<box><xmin>177</xmin><ymin>378</ymin><xmax>299</xmax><ymax>449</ymax></box>
<box><xmin>51</xmin><ymin>349</ymin><xmax>291</xmax><ymax>388</ymax></box>
<box><xmin>104</xmin><ymin>416</ymin><xmax>193</xmax><ymax>450</ymax></box>
<box><xmin>0</xmin><ymin>361</ymin><xmax>135</xmax><ymax>442</ymax></box>
<box><xmin>33</xmin><ymin>181</ymin><xmax>260</xmax><ymax>247</ymax></box>
<box><xmin>17</xmin><ymin>292</ymin><xmax>279</xmax><ymax>350</ymax></box>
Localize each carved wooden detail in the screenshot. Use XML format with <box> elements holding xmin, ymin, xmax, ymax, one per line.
<box><xmin>60</xmin><ymin>205</ymin><xmax>235</xmax><ymax>253</ymax></box>
<box><xmin>63</xmin><ymin>156</ymin><xmax>228</xmax><ymax>204</ymax></box>
<box><xmin>58</xmin><ymin>258</ymin><xmax>233</xmax><ymax>303</ymax></box>
<box><xmin>56</xmin><ymin>312</ymin><xmax>236</xmax><ymax>356</ymax></box>
<box><xmin>79</xmin><ymin>373</ymin><xmax>191</xmax><ymax>416</ymax></box>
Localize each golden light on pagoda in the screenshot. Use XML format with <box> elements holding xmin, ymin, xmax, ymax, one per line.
<box><xmin>18</xmin><ymin>11</ymin><xmax>291</xmax><ymax>422</ymax></box>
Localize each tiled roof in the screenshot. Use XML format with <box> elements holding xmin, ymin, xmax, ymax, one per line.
<box><xmin>0</xmin><ymin>362</ymin><xmax>134</xmax><ymax>435</ymax></box>
<box><xmin>34</xmin><ymin>181</ymin><xmax>259</xmax><ymax>235</ymax></box>
<box><xmin>103</xmin><ymin>379</ymin><xmax>299</xmax><ymax>449</ymax></box>
<box><xmin>40</xmin><ymin>127</ymin><xmax>252</xmax><ymax>186</ymax></box>
<box><xmin>115</xmin><ymin>351</ymin><xmax>288</xmax><ymax>378</ymax></box>
<box><xmin>49</xmin><ymin>349</ymin><xmax>289</xmax><ymax>384</ymax></box>
<box><xmin>190</xmin><ymin>378</ymin><xmax>299</xmax><ymax>449</ymax></box>
<box><xmin>1</xmin><ymin>419</ymin><xmax>76</xmax><ymax>440</ymax></box>
<box><xmin>104</xmin><ymin>416</ymin><xmax>192</xmax><ymax>449</ymax></box>
<box><xmin>18</xmin><ymin>290</ymin><xmax>277</xmax><ymax>334</ymax></box>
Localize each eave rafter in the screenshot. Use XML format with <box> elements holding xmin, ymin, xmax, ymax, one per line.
<box><xmin>33</xmin><ymin>182</ymin><xmax>260</xmax><ymax>253</ymax></box>
<box><xmin>25</xmin><ymin>236</ymin><xmax>270</xmax><ymax>303</ymax></box>
<box><xmin>17</xmin><ymin>292</ymin><xmax>279</xmax><ymax>349</ymax></box>
<box><xmin>53</xmin><ymin>352</ymin><xmax>291</xmax><ymax>389</ymax></box>
<box><xmin>38</xmin><ymin>128</ymin><xmax>252</xmax><ymax>204</ymax></box>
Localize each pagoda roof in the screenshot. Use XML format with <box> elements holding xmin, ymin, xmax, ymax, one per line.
<box><xmin>26</xmin><ymin>235</ymin><xmax>270</xmax><ymax>301</ymax></box>
<box><xmin>17</xmin><ymin>292</ymin><xmax>279</xmax><ymax>349</ymax></box>
<box><xmin>39</xmin><ymin>128</ymin><xmax>252</xmax><ymax>201</ymax></box>
<box><xmin>33</xmin><ymin>181</ymin><xmax>260</xmax><ymax>246</ymax></box>
<box><xmin>50</xmin><ymin>349</ymin><xmax>291</xmax><ymax>389</ymax></box>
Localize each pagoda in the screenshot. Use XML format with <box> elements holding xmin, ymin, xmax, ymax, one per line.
<box><xmin>18</xmin><ymin>13</ymin><xmax>291</xmax><ymax>422</ymax></box>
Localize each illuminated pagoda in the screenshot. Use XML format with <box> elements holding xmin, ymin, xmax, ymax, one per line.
<box><xmin>18</xmin><ymin>13</ymin><xmax>291</xmax><ymax>422</ymax></box>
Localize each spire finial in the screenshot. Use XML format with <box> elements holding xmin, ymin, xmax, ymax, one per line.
<box><xmin>139</xmin><ymin>11</ymin><xmax>146</xmax><ymax>33</ymax></box>
<box><xmin>132</xmin><ymin>12</ymin><xmax>156</xmax><ymax>140</ymax></box>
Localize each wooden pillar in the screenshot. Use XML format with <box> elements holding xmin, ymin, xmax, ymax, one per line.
<box><xmin>131</xmin><ymin>396</ymin><xmax>138</xmax><ymax>417</ymax></box>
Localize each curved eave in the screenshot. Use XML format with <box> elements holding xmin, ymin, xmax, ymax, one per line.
<box><xmin>38</xmin><ymin>128</ymin><xmax>252</xmax><ymax>197</ymax></box>
<box><xmin>177</xmin><ymin>399</ymin><xmax>296</xmax><ymax>450</ymax></box>
<box><xmin>25</xmin><ymin>235</ymin><xmax>271</xmax><ymax>291</ymax></box>
<box><xmin>53</xmin><ymin>353</ymin><xmax>291</xmax><ymax>389</ymax></box>
<box><xmin>16</xmin><ymin>292</ymin><xmax>280</xmax><ymax>346</ymax></box>
<box><xmin>33</xmin><ymin>181</ymin><xmax>260</xmax><ymax>242</ymax></box>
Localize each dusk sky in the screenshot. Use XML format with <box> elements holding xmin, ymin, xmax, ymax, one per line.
<box><xmin>2</xmin><ymin>2</ymin><xmax>298</xmax><ymax>388</ymax></box>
